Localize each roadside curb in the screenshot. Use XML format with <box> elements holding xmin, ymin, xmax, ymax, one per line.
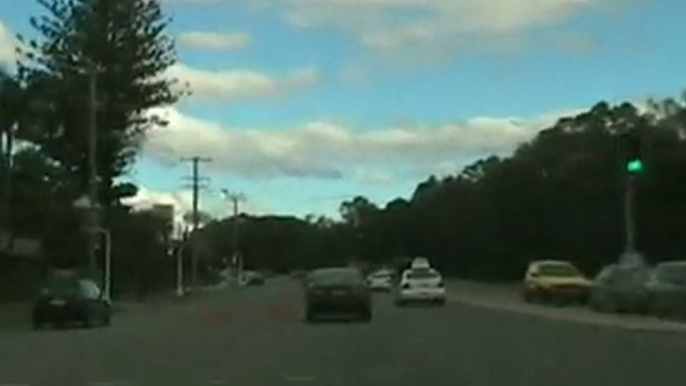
<box><xmin>448</xmin><ymin>293</ymin><xmax>686</xmax><ymax>334</ymax></box>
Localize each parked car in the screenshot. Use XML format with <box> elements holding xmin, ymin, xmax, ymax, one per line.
<box><xmin>394</xmin><ymin>267</ymin><xmax>446</xmax><ymax>306</ymax></box>
<box><xmin>647</xmin><ymin>261</ymin><xmax>686</xmax><ymax>320</ymax></box>
<box><xmin>410</xmin><ymin>257</ymin><xmax>431</xmax><ymax>270</ymax></box>
<box><xmin>522</xmin><ymin>260</ymin><xmax>591</xmax><ymax>305</ymax></box>
<box><xmin>367</xmin><ymin>270</ymin><xmax>393</xmax><ymax>291</ymax></box>
<box><xmin>589</xmin><ymin>263</ymin><xmax>651</xmax><ymax>314</ymax></box>
<box><xmin>32</xmin><ymin>277</ymin><xmax>111</xmax><ymax>329</ymax></box>
<box><xmin>305</xmin><ymin>267</ymin><xmax>371</xmax><ymax>322</ymax></box>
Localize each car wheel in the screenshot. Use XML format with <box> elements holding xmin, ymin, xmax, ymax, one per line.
<box><xmin>32</xmin><ymin>318</ymin><xmax>43</xmax><ymax>330</ymax></box>
<box><xmin>523</xmin><ymin>290</ymin><xmax>534</xmax><ymax>303</ymax></box>
<box><xmin>435</xmin><ymin>298</ymin><xmax>446</xmax><ymax>307</ymax></box>
<box><xmin>360</xmin><ymin>307</ymin><xmax>372</xmax><ymax>322</ymax></box>
<box><xmin>305</xmin><ymin>308</ymin><xmax>317</xmax><ymax>323</ymax></box>
<box><xmin>83</xmin><ymin>313</ymin><xmax>94</xmax><ymax>329</ymax></box>
<box><xmin>394</xmin><ymin>299</ymin><xmax>405</xmax><ymax>307</ymax></box>
<box><xmin>102</xmin><ymin>311</ymin><xmax>111</xmax><ymax>327</ymax></box>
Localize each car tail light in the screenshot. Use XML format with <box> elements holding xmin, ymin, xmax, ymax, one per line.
<box><xmin>437</xmin><ymin>281</ymin><xmax>444</xmax><ymax>288</ymax></box>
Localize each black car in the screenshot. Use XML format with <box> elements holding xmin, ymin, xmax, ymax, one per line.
<box><xmin>32</xmin><ymin>277</ymin><xmax>111</xmax><ymax>329</ymax></box>
<box><xmin>304</xmin><ymin>267</ymin><xmax>371</xmax><ymax>322</ymax></box>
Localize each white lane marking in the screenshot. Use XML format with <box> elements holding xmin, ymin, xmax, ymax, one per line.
<box><xmin>283</xmin><ymin>375</ymin><xmax>316</xmax><ymax>383</ymax></box>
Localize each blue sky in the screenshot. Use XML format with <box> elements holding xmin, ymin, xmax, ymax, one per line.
<box><xmin>1</xmin><ymin>0</ymin><xmax>686</xmax><ymax>219</ymax></box>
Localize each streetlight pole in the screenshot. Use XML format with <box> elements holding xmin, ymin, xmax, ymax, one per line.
<box><xmin>86</xmin><ymin>65</ymin><xmax>100</xmax><ymax>273</ymax></box>
<box><xmin>221</xmin><ymin>189</ymin><xmax>245</xmax><ymax>279</ymax></box>
<box><xmin>99</xmin><ymin>228</ymin><xmax>111</xmax><ymax>301</ymax></box>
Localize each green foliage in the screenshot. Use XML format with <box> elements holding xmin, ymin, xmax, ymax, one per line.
<box><xmin>198</xmin><ymin>99</ymin><xmax>686</xmax><ymax>281</ymax></box>
<box><xmin>17</xmin><ymin>0</ymin><xmax>182</xmax><ymax>205</ymax></box>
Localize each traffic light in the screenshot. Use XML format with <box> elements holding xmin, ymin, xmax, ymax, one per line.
<box><xmin>624</xmin><ymin>132</ymin><xmax>644</xmax><ymax>174</ymax></box>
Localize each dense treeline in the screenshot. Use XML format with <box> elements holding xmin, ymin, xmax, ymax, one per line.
<box><xmin>1</xmin><ymin>0</ymin><xmax>184</xmax><ymax>300</ymax></box>
<box><xmin>200</xmin><ymin>100</ymin><xmax>686</xmax><ymax>281</ymax></box>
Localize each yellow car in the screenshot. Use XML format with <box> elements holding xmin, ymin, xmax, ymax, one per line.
<box><xmin>522</xmin><ymin>260</ymin><xmax>591</xmax><ymax>305</ymax></box>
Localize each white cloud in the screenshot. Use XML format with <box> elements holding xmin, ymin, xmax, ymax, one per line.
<box><xmin>143</xmin><ymin>106</ymin><xmax>579</xmax><ymax>180</ymax></box>
<box><xmin>0</xmin><ymin>21</ymin><xmax>19</xmax><ymax>67</ymax></box>
<box><xmin>121</xmin><ymin>186</ymin><xmax>194</xmax><ymax>235</ymax></box>
<box><xmin>274</xmin><ymin>0</ymin><xmax>608</xmax><ymax>53</ymax></box>
<box><xmin>123</xmin><ymin>186</ymin><xmax>193</xmax><ymax>217</ymax></box>
<box><xmin>177</xmin><ymin>31</ymin><xmax>251</xmax><ymax>51</ymax></box>
<box><xmin>168</xmin><ymin>63</ymin><xmax>320</xmax><ymax>101</ymax></box>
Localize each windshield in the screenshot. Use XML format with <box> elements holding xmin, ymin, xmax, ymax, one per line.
<box><xmin>539</xmin><ymin>264</ymin><xmax>581</xmax><ymax>277</ymax></box>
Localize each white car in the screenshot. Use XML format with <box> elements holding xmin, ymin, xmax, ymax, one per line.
<box><xmin>367</xmin><ymin>270</ymin><xmax>393</xmax><ymax>291</ymax></box>
<box><xmin>394</xmin><ymin>268</ymin><xmax>446</xmax><ymax>306</ymax></box>
<box><xmin>410</xmin><ymin>257</ymin><xmax>431</xmax><ymax>269</ymax></box>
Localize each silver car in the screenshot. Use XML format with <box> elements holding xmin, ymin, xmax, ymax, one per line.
<box><xmin>647</xmin><ymin>261</ymin><xmax>686</xmax><ymax>320</ymax></box>
<box><xmin>589</xmin><ymin>264</ymin><xmax>651</xmax><ymax>314</ymax></box>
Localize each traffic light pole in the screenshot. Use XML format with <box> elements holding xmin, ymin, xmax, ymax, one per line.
<box><xmin>624</xmin><ymin>175</ymin><xmax>637</xmax><ymax>255</ymax></box>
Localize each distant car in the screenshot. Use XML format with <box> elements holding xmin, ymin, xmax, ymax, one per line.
<box><xmin>32</xmin><ymin>277</ymin><xmax>111</xmax><ymax>329</ymax></box>
<box><xmin>367</xmin><ymin>270</ymin><xmax>393</xmax><ymax>291</ymax></box>
<box><xmin>589</xmin><ymin>263</ymin><xmax>651</xmax><ymax>314</ymax></box>
<box><xmin>522</xmin><ymin>260</ymin><xmax>591</xmax><ymax>305</ymax></box>
<box><xmin>239</xmin><ymin>271</ymin><xmax>265</xmax><ymax>286</ymax></box>
<box><xmin>305</xmin><ymin>267</ymin><xmax>371</xmax><ymax>322</ymax></box>
<box><xmin>394</xmin><ymin>268</ymin><xmax>446</xmax><ymax>306</ymax></box>
<box><xmin>647</xmin><ymin>261</ymin><xmax>686</xmax><ymax>320</ymax></box>
<box><xmin>410</xmin><ymin>257</ymin><xmax>431</xmax><ymax>270</ymax></box>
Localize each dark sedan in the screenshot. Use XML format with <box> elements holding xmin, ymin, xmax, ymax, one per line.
<box><xmin>32</xmin><ymin>277</ymin><xmax>111</xmax><ymax>329</ymax></box>
<box><xmin>305</xmin><ymin>267</ymin><xmax>372</xmax><ymax>322</ymax></box>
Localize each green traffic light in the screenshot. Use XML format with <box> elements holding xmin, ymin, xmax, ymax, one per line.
<box><xmin>626</xmin><ymin>159</ymin><xmax>644</xmax><ymax>173</ymax></box>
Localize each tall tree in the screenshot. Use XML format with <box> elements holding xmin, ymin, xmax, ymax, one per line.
<box><xmin>18</xmin><ymin>0</ymin><xmax>183</xmax><ymax>208</ymax></box>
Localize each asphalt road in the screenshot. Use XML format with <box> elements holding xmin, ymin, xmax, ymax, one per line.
<box><xmin>1</xmin><ymin>277</ymin><xmax>685</xmax><ymax>386</ymax></box>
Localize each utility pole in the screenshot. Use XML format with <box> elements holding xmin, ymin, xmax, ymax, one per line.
<box><xmin>221</xmin><ymin>189</ymin><xmax>245</xmax><ymax>276</ymax></box>
<box><xmin>181</xmin><ymin>156</ymin><xmax>211</xmax><ymax>288</ymax></box>
<box><xmin>86</xmin><ymin>64</ymin><xmax>100</xmax><ymax>273</ymax></box>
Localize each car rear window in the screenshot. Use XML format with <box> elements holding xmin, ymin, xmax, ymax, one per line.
<box><xmin>407</xmin><ymin>270</ymin><xmax>439</xmax><ymax>280</ymax></box>
<box><xmin>46</xmin><ymin>279</ymin><xmax>80</xmax><ymax>297</ymax></box>
<box><xmin>538</xmin><ymin>264</ymin><xmax>580</xmax><ymax>277</ymax></box>
<box><xmin>311</xmin><ymin>268</ymin><xmax>363</xmax><ymax>285</ymax></box>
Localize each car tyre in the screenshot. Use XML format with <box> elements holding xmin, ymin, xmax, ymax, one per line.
<box><xmin>32</xmin><ymin>318</ymin><xmax>43</xmax><ymax>330</ymax></box>
<box><xmin>83</xmin><ymin>315</ymin><xmax>93</xmax><ymax>329</ymax></box>
<box><xmin>305</xmin><ymin>308</ymin><xmax>317</xmax><ymax>323</ymax></box>
<box><xmin>102</xmin><ymin>311</ymin><xmax>111</xmax><ymax>327</ymax></box>
<box><xmin>360</xmin><ymin>307</ymin><xmax>372</xmax><ymax>322</ymax></box>
<box><xmin>435</xmin><ymin>298</ymin><xmax>446</xmax><ymax>307</ymax></box>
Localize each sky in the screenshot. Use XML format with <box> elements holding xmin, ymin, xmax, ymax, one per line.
<box><xmin>1</xmin><ymin>0</ymin><xmax>685</xmax><ymax>220</ymax></box>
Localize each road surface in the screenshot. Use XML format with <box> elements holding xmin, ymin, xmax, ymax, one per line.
<box><xmin>0</xmin><ymin>277</ymin><xmax>684</xmax><ymax>386</ymax></box>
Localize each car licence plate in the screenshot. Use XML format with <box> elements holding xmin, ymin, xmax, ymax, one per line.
<box><xmin>50</xmin><ymin>299</ymin><xmax>66</xmax><ymax>306</ymax></box>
